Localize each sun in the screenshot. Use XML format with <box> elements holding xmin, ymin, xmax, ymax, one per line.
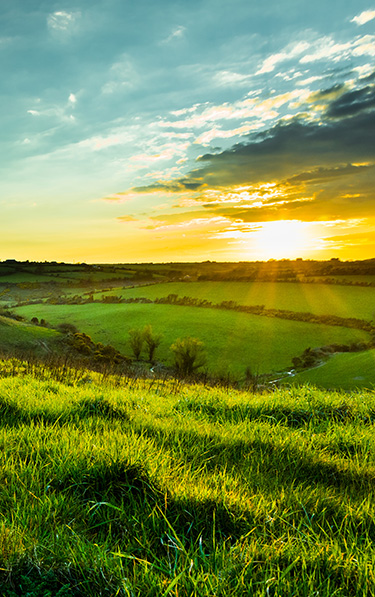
<box><xmin>254</xmin><ymin>220</ymin><xmax>312</xmax><ymax>260</ymax></box>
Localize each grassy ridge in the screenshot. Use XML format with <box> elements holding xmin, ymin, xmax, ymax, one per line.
<box><xmin>0</xmin><ymin>360</ymin><xmax>375</xmax><ymax>595</ymax></box>
<box><xmin>13</xmin><ymin>303</ymin><xmax>369</xmax><ymax>376</ymax></box>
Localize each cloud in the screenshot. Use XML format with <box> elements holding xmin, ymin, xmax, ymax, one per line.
<box><xmin>101</xmin><ymin>55</ymin><xmax>139</xmax><ymax>95</ymax></box>
<box><xmin>213</xmin><ymin>71</ymin><xmax>253</xmax><ymax>87</ymax></box>
<box><xmin>286</xmin><ymin>164</ymin><xmax>375</xmax><ymax>185</ymax></box>
<box><xmin>190</xmin><ymin>109</ymin><xmax>375</xmax><ymax>188</ymax></box>
<box><xmin>255</xmin><ymin>41</ymin><xmax>310</xmax><ymax>75</ymax></box>
<box><xmin>117</xmin><ymin>215</ymin><xmax>137</xmax><ymax>222</ymax></box>
<box><xmin>118</xmin><ymin>79</ymin><xmax>375</xmax><ymax>230</ymax></box>
<box><xmin>47</xmin><ymin>11</ymin><xmax>79</xmax><ymax>32</ymax></box>
<box><xmin>161</xmin><ymin>26</ymin><xmax>186</xmax><ymax>44</ymax></box>
<box><xmin>351</xmin><ymin>10</ymin><xmax>375</xmax><ymax>25</ymax></box>
<box><xmin>159</xmin><ymin>89</ymin><xmax>307</xmax><ymax>133</ymax></box>
<box><xmin>326</xmin><ymin>85</ymin><xmax>375</xmax><ymax>118</ymax></box>
<box><xmin>300</xmin><ymin>34</ymin><xmax>375</xmax><ymax>63</ymax></box>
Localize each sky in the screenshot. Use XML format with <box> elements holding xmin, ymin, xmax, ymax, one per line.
<box><xmin>1</xmin><ymin>0</ymin><xmax>375</xmax><ymax>263</ymax></box>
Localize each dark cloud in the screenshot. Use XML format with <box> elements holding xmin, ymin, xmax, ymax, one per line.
<box><xmin>211</xmin><ymin>191</ymin><xmax>374</xmax><ymax>223</ymax></box>
<box><xmin>125</xmin><ymin>80</ymin><xmax>375</xmax><ymax>197</ymax></box>
<box><xmin>122</xmin><ymin>80</ymin><xmax>375</xmax><ymax>228</ymax></box>
<box><xmin>326</xmin><ymin>85</ymin><xmax>375</xmax><ymax>119</ymax></box>
<box><xmin>310</xmin><ymin>83</ymin><xmax>345</xmax><ymax>101</ymax></box>
<box><xmin>195</xmin><ymin>108</ymin><xmax>375</xmax><ymax>186</ymax></box>
<box><xmin>131</xmin><ymin>180</ymin><xmax>204</xmax><ymax>194</ymax></box>
<box><xmin>286</xmin><ymin>164</ymin><xmax>375</xmax><ymax>185</ymax></box>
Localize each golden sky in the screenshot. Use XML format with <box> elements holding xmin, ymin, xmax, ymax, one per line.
<box><xmin>1</xmin><ymin>1</ymin><xmax>375</xmax><ymax>262</ymax></box>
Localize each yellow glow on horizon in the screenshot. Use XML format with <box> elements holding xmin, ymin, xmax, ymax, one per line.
<box><xmin>253</xmin><ymin>220</ymin><xmax>312</xmax><ymax>259</ymax></box>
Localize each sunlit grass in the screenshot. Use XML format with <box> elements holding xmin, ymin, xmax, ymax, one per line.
<box><xmin>111</xmin><ymin>280</ymin><xmax>375</xmax><ymax>320</ymax></box>
<box><xmin>0</xmin><ymin>359</ymin><xmax>375</xmax><ymax>594</ymax></box>
<box><xmin>14</xmin><ymin>303</ymin><xmax>369</xmax><ymax>377</ymax></box>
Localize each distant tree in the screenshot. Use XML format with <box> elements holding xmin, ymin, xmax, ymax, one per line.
<box><xmin>143</xmin><ymin>325</ymin><xmax>162</xmax><ymax>363</ymax></box>
<box><xmin>128</xmin><ymin>328</ymin><xmax>145</xmax><ymax>360</ymax></box>
<box><xmin>170</xmin><ymin>337</ymin><xmax>206</xmax><ymax>376</ymax></box>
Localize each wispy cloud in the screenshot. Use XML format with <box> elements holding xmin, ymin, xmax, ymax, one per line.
<box><xmin>255</xmin><ymin>41</ymin><xmax>310</xmax><ymax>75</ymax></box>
<box><xmin>161</xmin><ymin>26</ymin><xmax>186</xmax><ymax>44</ymax></box>
<box><xmin>47</xmin><ymin>11</ymin><xmax>80</xmax><ymax>32</ymax></box>
<box><xmin>101</xmin><ymin>55</ymin><xmax>139</xmax><ymax>94</ymax></box>
<box><xmin>351</xmin><ymin>10</ymin><xmax>375</xmax><ymax>25</ymax></box>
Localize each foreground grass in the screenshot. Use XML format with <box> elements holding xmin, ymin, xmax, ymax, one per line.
<box><xmin>0</xmin><ymin>359</ymin><xmax>375</xmax><ymax>594</ymax></box>
<box><xmin>14</xmin><ymin>303</ymin><xmax>369</xmax><ymax>377</ymax></box>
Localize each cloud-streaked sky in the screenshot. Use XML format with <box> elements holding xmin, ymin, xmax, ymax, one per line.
<box><xmin>1</xmin><ymin>0</ymin><xmax>375</xmax><ymax>262</ymax></box>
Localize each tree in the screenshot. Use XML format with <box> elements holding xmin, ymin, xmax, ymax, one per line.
<box><xmin>143</xmin><ymin>325</ymin><xmax>162</xmax><ymax>363</ymax></box>
<box><xmin>128</xmin><ymin>328</ymin><xmax>145</xmax><ymax>360</ymax></box>
<box><xmin>170</xmin><ymin>337</ymin><xmax>206</xmax><ymax>376</ymax></box>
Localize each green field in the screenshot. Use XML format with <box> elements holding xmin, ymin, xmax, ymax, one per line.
<box><xmin>1</xmin><ymin>359</ymin><xmax>375</xmax><ymax>595</ymax></box>
<box><xmin>14</xmin><ymin>303</ymin><xmax>369</xmax><ymax>377</ymax></box>
<box><xmin>288</xmin><ymin>349</ymin><xmax>375</xmax><ymax>390</ymax></box>
<box><xmin>100</xmin><ymin>281</ymin><xmax>375</xmax><ymax>321</ymax></box>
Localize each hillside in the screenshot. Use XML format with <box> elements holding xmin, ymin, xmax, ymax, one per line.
<box><xmin>0</xmin><ymin>315</ymin><xmax>60</xmax><ymax>356</ymax></box>
<box><xmin>288</xmin><ymin>348</ymin><xmax>375</xmax><ymax>390</ymax></box>
<box><xmin>0</xmin><ymin>358</ymin><xmax>374</xmax><ymax>595</ymax></box>
<box><xmin>13</xmin><ymin>302</ymin><xmax>370</xmax><ymax>378</ymax></box>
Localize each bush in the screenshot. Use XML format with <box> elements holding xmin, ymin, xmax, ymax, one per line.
<box><xmin>128</xmin><ymin>328</ymin><xmax>145</xmax><ymax>360</ymax></box>
<box><xmin>56</xmin><ymin>322</ymin><xmax>79</xmax><ymax>334</ymax></box>
<box><xmin>143</xmin><ymin>325</ymin><xmax>162</xmax><ymax>363</ymax></box>
<box><xmin>170</xmin><ymin>337</ymin><xmax>206</xmax><ymax>376</ymax></box>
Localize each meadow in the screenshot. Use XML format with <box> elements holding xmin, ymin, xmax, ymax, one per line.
<box><xmin>111</xmin><ymin>281</ymin><xmax>375</xmax><ymax>321</ymax></box>
<box><xmin>0</xmin><ymin>315</ymin><xmax>60</xmax><ymax>355</ymax></box>
<box><xmin>0</xmin><ymin>358</ymin><xmax>375</xmax><ymax>595</ymax></box>
<box><xmin>288</xmin><ymin>349</ymin><xmax>375</xmax><ymax>390</ymax></box>
<box><xmin>13</xmin><ymin>303</ymin><xmax>370</xmax><ymax>378</ymax></box>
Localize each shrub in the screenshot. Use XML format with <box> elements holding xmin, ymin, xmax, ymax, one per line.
<box><xmin>170</xmin><ymin>337</ymin><xmax>206</xmax><ymax>376</ymax></box>
<box><xmin>56</xmin><ymin>322</ymin><xmax>79</xmax><ymax>334</ymax></box>
<box><xmin>143</xmin><ymin>325</ymin><xmax>162</xmax><ymax>363</ymax></box>
<box><xmin>128</xmin><ymin>328</ymin><xmax>145</xmax><ymax>360</ymax></box>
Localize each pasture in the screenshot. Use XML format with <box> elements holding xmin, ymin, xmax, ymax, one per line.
<box><xmin>288</xmin><ymin>349</ymin><xmax>375</xmax><ymax>390</ymax></box>
<box><xmin>14</xmin><ymin>303</ymin><xmax>369</xmax><ymax>377</ymax></box>
<box><xmin>0</xmin><ymin>359</ymin><xmax>375</xmax><ymax>595</ymax></box>
<box><xmin>111</xmin><ymin>281</ymin><xmax>375</xmax><ymax>321</ymax></box>
<box><xmin>0</xmin><ymin>315</ymin><xmax>59</xmax><ymax>354</ymax></box>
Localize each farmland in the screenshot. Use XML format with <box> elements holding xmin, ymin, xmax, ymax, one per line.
<box><xmin>288</xmin><ymin>349</ymin><xmax>375</xmax><ymax>390</ymax></box>
<box><xmin>111</xmin><ymin>280</ymin><xmax>375</xmax><ymax>321</ymax></box>
<box><xmin>13</xmin><ymin>302</ymin><xmax>370</xmax><ymax>378</ymax></box>
<box><xmin>2</xmin><ymin>259</ymin><xmax>375</xmax><ymax>388</ymax></box>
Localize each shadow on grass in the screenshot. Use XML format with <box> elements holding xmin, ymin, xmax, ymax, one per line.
<box><xmin>174</xmin><ymin>398</ymin><xmax>375</xmax><ymax>426</ymax></box>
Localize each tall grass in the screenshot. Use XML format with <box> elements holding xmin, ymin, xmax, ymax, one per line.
<box><xmin>0</xmin><ymin>358</ymin><xmax>375</xmax><ymax>595</ymax></box>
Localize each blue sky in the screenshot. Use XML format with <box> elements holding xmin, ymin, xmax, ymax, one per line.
<box><xmin>1</xmin><ymin>0</ymin><xmax>375</xmax><ymax>262</ymax></box>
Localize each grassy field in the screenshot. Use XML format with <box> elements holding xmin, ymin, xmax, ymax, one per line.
<box><xmin>0</xmin><ymin>315</ymin><xmax>60</xmax><ymax>354</ymax></box>
<box><xmin>95</xmin><ymin>281</ymin><xmax>375</xmax><ymax>321</ymax></box>
<box><xmin>0</xmin><ymin>359</ymin><xmax>375</xmax><ymax>595</ymax></box>
<box><xmin>287</xmin><ymin>349</ymin><xmax>375</xmax><ymax>390</ymax></box>
<box><xmin>13</xmin><ymin>303</ymin><xmax>370</xmax><ymax>377</ymax></box>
